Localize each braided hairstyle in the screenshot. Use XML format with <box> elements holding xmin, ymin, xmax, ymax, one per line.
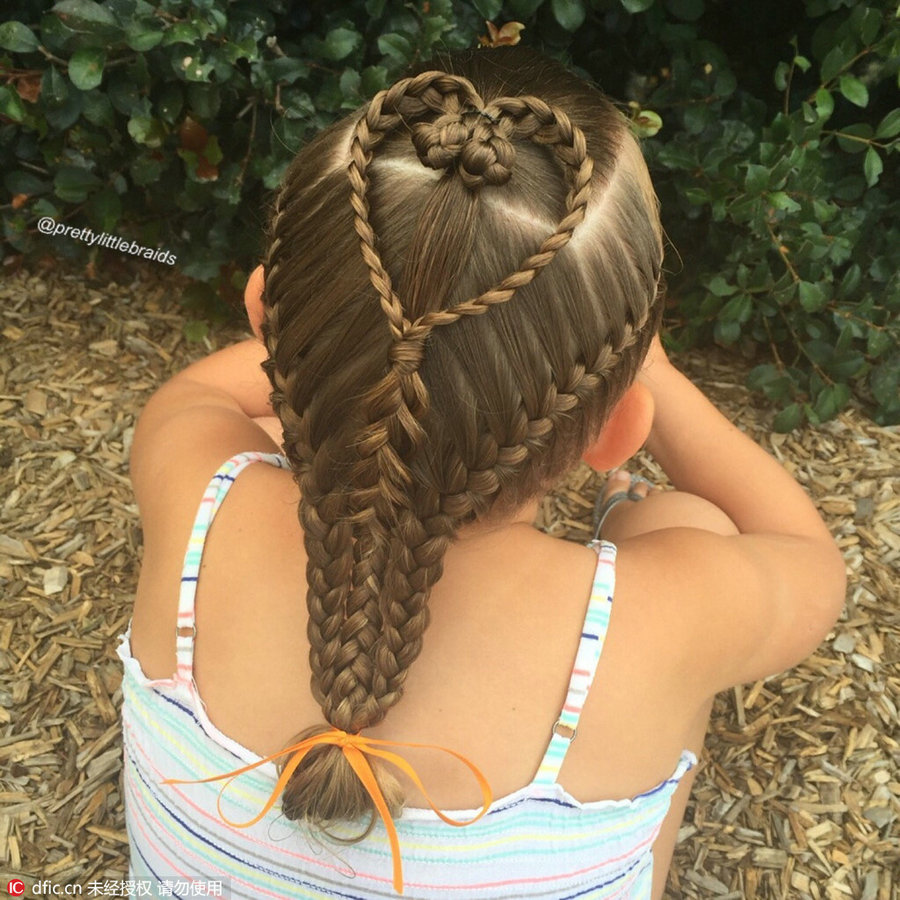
<box><xmin>260</xmin><ymin>46</ymin><xmax>664</xmax><ymax>835</ymax></box>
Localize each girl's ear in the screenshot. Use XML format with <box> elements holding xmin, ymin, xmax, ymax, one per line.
<box><xmin>581</xmin><ymin>382</ymin><xmax>655</xmax><ymax>472</ymax></box>
<box><xmin>244</xmin><ymin>265</ymin><xmax>266</xmax><ymax>339</ymax></box>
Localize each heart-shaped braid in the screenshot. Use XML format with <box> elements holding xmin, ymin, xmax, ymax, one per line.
<box><xmin>258</xmin><ymin>48</ymin><xmax>665</xmax><ymax>836</ymax></box>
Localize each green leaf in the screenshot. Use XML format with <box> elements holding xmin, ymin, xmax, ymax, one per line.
<box><xmin>747</xmin><ymin>364</ymin><xmax>780</xmax><ymax>391</ymax></box>
<box><xmin>875</xmin><ymin>109</ymin><xmax>900</xmax><ymax>139</ymax></box>
<box><xmin>813</xmin><ymin>384</ymin><xmax>851</xmax><ymax>421</ymax></box>
<box><xmin>720</xmin><ymin>293</ymin><xmax>752</xmax><ymax>323</ymax></box>
<box><xmin>181</xmin><ymin>56</ymin><xmax>215</xmax><ymax>83</ymax></box>
<box><xmin>86</xmin><ymin>187</ymin><xmax>121</xmax><ymax>233</ymax></box>
<box><xmin>377</xmin><ymin>33</ymin><xmax>412</xmax><ymax>64</ymax></box>
<box><xmin>863</xmin><ymin>146</ymin><xmax>883</xmax><ymax>187</ymax></box>
<box><xmin>666</xmin><ymin>0</ymin><xmax>704</xmax><ymax>21</ymax></box>
<box><xmin>773</xmin><ymin>403</ymin><xmax>803</xmax><ymax>433</ymax></box>
<box><xmin>748</xmin><ymin>365</ymin><xmax>794</xmax><ymax>401</ymax></box>
<box><xmin>365</xmin><ymin>0</ymin><xmax>387</xmax><ymax>15</ymax></box>
<box><xmin>769</xmin><ymin>191</ymin><xmax>801</xmax><ymax>213</ymax></box>
<box><xmin>5</xmin><ymin>172</ymin><xmax>51</xmax><ymax>196</ymax></box>
<box><xmin>339</xmin><ymin>68</ymin><xmax>361</xmax><ymax>99</ymax></box>
<box><xmin>45</xmin><ymin>90</ymin><xmax>83</xmax><ymax>129</ymax></box>
<box><xmin>839</xmin><ymin>263</ymin><xmax>862</xmax><ymax>298</ymax></box>
<box><xmin>472</xmin><ymin>0</ymin><xmax>503</xmax><ymax>17</ymax></box>
<box><xmin>552</xmin><ymin>0</ymin><xmax>586</xmax><ymax>31</ymax></box>
<box><xmin>804</xmin><ymin>340</ymin><xmax>833</xmax><ymax>367</ymax></box>
<box><xmin>867</xmin><ymin>328</ymin><xmax>892</xmax><ymax>358</ymax></box>
<box><xmin>798</xmin><ymin>281</ymin><xmax>827</xmax><ymax>312</ymax></box>
<box><xmin>871</xmin><ymin>356</ymin><xmax>900</xmax><ymax>407</ymax></box>
<box><xmin>713</xmin><ymin>69</ymin><xmax>737</xmax><ymax>97</ymax></box>
<box><xmin>204</xmin><ymin>134</ymin><xmax>222</xmax><ymax>165</ymax></box>
<box><xmin>125</xmin><ymin>20</ymin><xmax>165</xmax><ymax>51</ymax></box>
<box><xmin>127</xmin><ymin>115</ymin><xmax>166</xmax><ymax>147</ymax></box>
<box><xmin>156</xmin><ymin>83</ymin><xmax>183</xmax><ymax>123</ymax></box>
<box><xmin>129</xmin><ymin>154</ymin><xmax>163</xmax><ymax>186</ymax></box>
<box><xmin>43</xmin><ymin>65</ymin><xmax>69</xmax><ymax>104</ymax></box>
<box><xmin>820</xmin><ymin>43</ymin><xmax>850</xmax><ymax>84</ymax></box>
<box><xmin>835</xmin><ymin>123</ymin><xmax>873</xmax><ymax>154</ymax></box>
<box><xmin>620</xmin><ymin>0</ymin><xmax>654</xmax><ymax>12</ymax></box>
<box><xmin>763</xmin><ymin>376</ymin><xmax>794</xmax><ymax>402</ymax></box>
<box><xmin>0</xmin><ymin>85</ymin><xmax>26</xmax><ymax>122</ymax></box>
<box><xmin>266</xmin><ymin>58</ymin><xmax>309</xmax><ymax>85</ymax></box>
<box><xmin>162</xmin><ymin>23</ymin><xmax>199</xmax><ymax>46</ymax></box>
<box><xmin>51</xmin><ymin>0</ymin><xmax>119</xmax><ymax>30</ymax></box>
<box><xmin>839</xmin><ymin>75</ymin><xmax>869</xmax><ymax>108</ymax></box>
<box><xmin>682</xmin><ymin>186</ymin><xmax>707</xmax><ymax>205</ymax></box>
<box><xmin>183</xmin><ymin>320</ymin><xmax>209</xmax><ymax>343</ymax></box>
<box><xmin>322</xmin><ymin>27</ymin><xmax>361</xmax><ymax>62</ymax></box>
<box><xmin>714</xmin><ymin>319</ymin><xmax>740</xmax><ymax>344</ymax></box>
<box><xmin>744</xmin><ymin>164</ymin><xmax>769</xmax><ymax>194</ymax></box>
<box><xmin>774</xmin><ymin>61</ymin><xmax>789</xmax><ymax>91</ymax></box>
<box><xmin>68</xmin><ymin>48</ymin><xmax>106</xmax><ymax>90</ymax></box>
<box><xmin>53</xmin><ymin>164</ymin><xmax>103</xmax><ymax>203</ymax></box>
<box><xmin>0</xmin><ymin>21</ymin><xmax>40</xmax><ymax>53</ymax></box>
<box><xmin>827</xmin><ymin>351</ymin><xmax>865</xmax><ymax>380</ymax></box>
<box><xmin>814</xmin><ymin>88</ymin><xmax>833</xmax><ymax>121</ymax></box>
<box><xmin>187</xmin><ymin>83</ymin><xmax>220</xmax><ymax>120</ymax></box>
<box><xmin>853</xmin><ymin>5</ymin><xmax>881</xmax><ymax>45</ymax></box>
<box><xmin>509</xmin><ymin>0</ymin><xmax>545</xmax><ymax>15</ymax></box>
<box><xmin>683</xmin><ymin>104</ymin><xmax>711</xmax><ymax>135</ymax></box>
<box><xmin>707</xmin><ymin>275</ymin><xmax>737</xmax><ymax>297</ymax></box>
<box><xmin>281</xmin><ymin>89</ymin><xmax>314</xmax><ymax>119</ymax></box>
<box><xmin>361</xmin><ymin>65</ymin><xmax>388</xmax><ymax>96</ymax></box>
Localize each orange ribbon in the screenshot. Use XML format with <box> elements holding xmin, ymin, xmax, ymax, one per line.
<box><xmin>162</xmin><ymin>728</ymin><xmax>493</xmax><ymax>895</ymax></box>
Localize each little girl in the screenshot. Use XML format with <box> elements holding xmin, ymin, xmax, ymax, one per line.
<box><xmin>118</xmin><ymin>46</ymin><xmax>846</xmax><ymax>899</ymax></box>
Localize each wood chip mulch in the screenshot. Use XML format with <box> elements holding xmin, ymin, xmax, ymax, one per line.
<box><xmin>1</xmin><ymin>264</ymin><xmax>897</xmax><ymax>899</ymax></box>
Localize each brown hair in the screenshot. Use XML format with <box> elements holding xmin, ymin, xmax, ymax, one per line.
<box><xmin>259</xmin><ymin>46</ymin><xmax>664</xmax><ymax>835</ymax></box>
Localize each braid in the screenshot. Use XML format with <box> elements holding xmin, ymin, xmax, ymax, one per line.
<box><xmin>257</xmin><ymin>51</ymin><xmax>665</xmax><ymax>834</ymax></box>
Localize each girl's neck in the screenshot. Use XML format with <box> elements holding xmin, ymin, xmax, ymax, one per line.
<box><xmin>454</xmin><ymin>498</ymin><xmax>541</xmax><ymax>543</ymax></box>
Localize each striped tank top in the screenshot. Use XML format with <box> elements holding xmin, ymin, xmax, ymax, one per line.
<box><xmin>117</xmin><ymin>451</ymin><xmax>696</xmax><ymax>899</ymax></box>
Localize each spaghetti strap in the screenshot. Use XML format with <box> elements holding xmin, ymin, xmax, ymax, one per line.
<box><xmin>173</xmin><ymin>451</ymin><xmax>290</xmax><ymax>686</ymax></box>
<box><xmin>532</xmin><ymin>539</ymin><xmax>616</xmax><ymax>786</ymax></box>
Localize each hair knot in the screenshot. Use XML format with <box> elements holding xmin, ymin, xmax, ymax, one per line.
<box><xmin>411</xmin><ymin>109</ymin><xmax>515</xmax><ymax>190</ymax></box>
<box><xmin>387</xmin><ymin>333</ymin><xmax>427</xmax><ymax>375</ymax></box>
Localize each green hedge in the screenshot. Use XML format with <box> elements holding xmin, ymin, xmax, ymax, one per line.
<box><xmin>1</xmin><ymin>0</ymin><xmax>898</xmax><ymax>426</ymax></box>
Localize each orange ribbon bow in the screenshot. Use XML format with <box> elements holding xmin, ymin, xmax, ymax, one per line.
<box><xmin>162</xmin><ymin>728</ymin><xmax>493</xmax><ymax>895</ymax></box>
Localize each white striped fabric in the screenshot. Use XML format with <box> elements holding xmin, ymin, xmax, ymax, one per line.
<box><xmin>117</xmin><ymin>452</ymin><xmax>696</xmax><ymax>899</ymax></box>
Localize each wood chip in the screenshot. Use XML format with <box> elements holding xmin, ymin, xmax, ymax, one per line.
<box><xmin>2</xmin><ymin>264</ymin><xmax>898</xmax><ymax>896</ymax></box>
<box><xmin>41</xmin><ymin>565</ymin><xmax>68</xmax><ymax>596</ymax></box>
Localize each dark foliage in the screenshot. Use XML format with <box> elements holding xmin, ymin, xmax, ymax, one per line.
<box><xmin>1</xmin><ymin>0</ymin><xmax>897</xmax><ymax>426</ymax></box>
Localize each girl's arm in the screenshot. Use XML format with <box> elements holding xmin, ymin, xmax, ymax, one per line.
<box><xmin>618</xmin><ymin>338</ymin><xmax>847</xmax><ymax>695</ymax></box>
<box><xmin>129</xmin><ymin>335</ymin><xmax>282</xmax><ymax>515</ymax></box>
<box><xmin>131</xmin><ymin>268</ymin><xmax>282</xmax><ymax>513</ymax></box>
<box><xmin>638</xmin><ymin>336</ymin><xmax>835</xmax><ymax>545</ymax></box>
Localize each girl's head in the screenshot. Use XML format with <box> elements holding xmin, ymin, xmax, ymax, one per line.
<box><xmin>257</xmin><ymin>45</ymin><xmax>664</xmax><ymax>831</ymax></box>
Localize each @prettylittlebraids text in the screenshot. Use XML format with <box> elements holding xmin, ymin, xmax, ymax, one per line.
<box><xmin>37</xmin><ymin>216</ymin><xmax>177</xmax><ymax>265</ymax></box>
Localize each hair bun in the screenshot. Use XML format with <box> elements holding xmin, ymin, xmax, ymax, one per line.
<box><xmin>412</xmin><ymin>108</ymin><xmax>515</xmax><ymax>190</ymax></box>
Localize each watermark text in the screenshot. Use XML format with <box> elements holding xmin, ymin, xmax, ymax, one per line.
<box><xmin>37</xmin><ymin>217</ymin><xmax>176</xmax><ymax>265</ymax></box>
